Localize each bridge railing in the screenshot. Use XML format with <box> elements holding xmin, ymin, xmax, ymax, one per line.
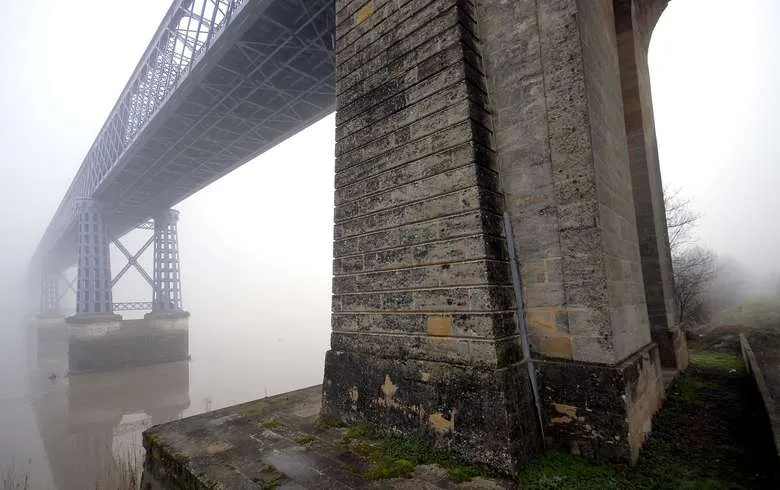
<box><xmin>34</xmin><ymin>0</ymin><xmax>249</xmax><ymax>263</ymax></box>
<box><xmin>113</xmin><ymin>302</ymin><xmax>154</xmax><ymax>312</ymax></box>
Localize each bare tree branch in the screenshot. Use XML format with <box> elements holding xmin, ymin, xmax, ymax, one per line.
<box><xmin>664</xmin><ymin>186</ymin><xmax>700</xmax><ymax>250</ymax></box>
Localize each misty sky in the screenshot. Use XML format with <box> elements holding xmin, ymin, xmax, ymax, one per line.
<box><xmin>0</xmin><ymin>0</ymin><xmax>778</xmax><ymax>320</ymax></box>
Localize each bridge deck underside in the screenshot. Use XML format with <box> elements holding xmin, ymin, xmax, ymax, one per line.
<box><xmin>77</xmin><ymin>0</ymin><xmax>335</xmax><ymax>249</ymax></box>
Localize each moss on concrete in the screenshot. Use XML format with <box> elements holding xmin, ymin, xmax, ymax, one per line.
<box><xmin>294</xmin><ymin>435</ymin><xmax>315</xmax><ymax>445</ymax></box>
<box><xmin>251</xmin><ymin>464</ymin><xmax>282</xmax><ymax>490</ymax></box>
<box><xmin>339</xmin><ymin>422</ymin><xmax>488</xmax><ymax>482</ymax></box>
<box><xmin>313</xmin><ymin>415</ymin><xmax>345</xmax><ymax>429</ymax></box>
<box><xmin>519</xmin><ymin>349</ymin><xmax>777</xmax><ymax>489</ymax></box>
<box><xmin>261</xmin><ymin>419</ymin><xmax>283</xmax><ymax>429</ymax></box>
<box><xmin>239</xmin><ymin>401</ymin><xmax>266</xmax><ymax>418</ymax></box>
<box><xmin>147</xmin><ymin>431</ymin><xmax>162</xmax><ymax>446</ymax></box>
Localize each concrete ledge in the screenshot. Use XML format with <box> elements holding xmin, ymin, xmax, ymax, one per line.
<box><xmin>141</xmin><ymin>385</ymin><xmax>516</xmax><ymax>489</ymax></box>
<box><xmin>65</xmin><ymin>313</ymin><xmax>123</xmax><ymax>325</ymax></box>
<box><xmin>740</xmin><ymin>332</ymin><xmax>780</xmax><ymax>461</ymax></box>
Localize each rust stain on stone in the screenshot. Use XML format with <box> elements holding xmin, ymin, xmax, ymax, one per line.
<box><xmin>526</xmin><ymin>308</ymin><xmax>557</xmax><ymax>332</ymax></box>
<box><xmin>539</xmin><ymin>334</ymin><xmax>573</xmax><ymax>359</ymax></box>
<box><xmin>550</xmin><ymin>403</ymin><xmax>586</xmax><ymax>425</ymax></box>
<box><xmin>428</xmin><ymin>410</ymin><xmax>456</xmax><ymax>434</ymax></box>
<box><xmin>354</xmin><ymin>1</ymin><xmax>375</xmax><ymax>25</ymax></box>
<box><xmin>553</xmin><ymin>403</ymin><xmax>578</xmax><ymax>418</ymax></box>
<box><xmin>426</xmin><ymin>316</ymin><xmax>453</xmax><ymax>337</ymax></box>
<box><xmin>349</xmin><ymin>385</ymin><xmax>359</xmax><ymax>402</ymax></box>
<box><xmin>378</xmin><ymin>375</ymin><xmax>399</xmax><ymax>407</ymax></box>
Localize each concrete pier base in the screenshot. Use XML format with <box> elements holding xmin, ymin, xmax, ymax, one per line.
<box><xmin>141</xmin><ymin>386</ymin><xmax>516</xmax><ymax>489</ymax></box>
<box><xmin>536</xmin><ymin>343</ymin><xmax>664</xmax><ymax>462</ymax></box>
<box><xmin>322</xmin><ymin>351</ymin><xmax>541</xmax><ymax>474</ymax></box>
<box><xmin>30</xmin><ymin>316</ymin><xmax>69</xmax><ymax>376</ymax></box>
<box><xmin>143</xmin><ymin>310</ymin><xmax>190</xmax><ymax>330</ymax></box>
<box><xmin>67</xmin><ymin>314</ymin><xmax>189</xmax><ymax>374</ymax></box>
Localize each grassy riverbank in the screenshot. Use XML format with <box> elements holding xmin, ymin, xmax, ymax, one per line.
<box><xmin>519</xmin><ymin>346</ymin><xmax>778</xmax><ymax>489</ymax></box>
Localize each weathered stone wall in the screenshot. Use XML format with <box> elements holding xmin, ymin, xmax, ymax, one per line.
<box><xmin>324</xmin><ymin>0</ymin><xmax>541</xmax><ymax>473</ymax></box>
<box><xmin>537</xmin><ymin>343</ymin><xmax>663</xmax><ymax>461</ymax></box>
<box><xmin>331</xmin><ymin>0</ymin><xmax>517</xmax><ymax>366</ymax></box>
<box><xmin>476</xmin><ymin>0</ymin><xmax>650</xmax><ymax>365</ymax></box>
<box><xmin>616</xmin><ymin>0</ymin><xmax>688</xmax><ymax>370</ymax></box>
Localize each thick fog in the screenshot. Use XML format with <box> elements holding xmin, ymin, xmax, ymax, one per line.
<box><xmin>1</xmin><ymin>0</ymin><xmax>779</xmax><ymax>355</ymax></box>
<box><xmin>0</xmin><ymin>0</ymin><xmax>779</xmax><ymax>486</ymax></box>
<box><xmin>652</xmin><ymin>0</ymin><xmax>780</xmax><ymax>291</ymax></box>
<box><xmin>0</xmin><ymin>0</ymin><xmax>778</xmax><ymax>421</ymax></box>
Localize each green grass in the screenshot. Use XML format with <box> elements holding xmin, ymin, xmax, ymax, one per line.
<box><xmin>519</xmin><ymin>349</ymin><xmax>776</xmax><ymax>489</ymax></box>
<box><xmin>340</xmin><ymin>423</ymin><xmax>487</xmax><ymax>482</ymax></box>
<box><xmin>251</xmin><ymin>464</ymin><xmax>283</xmax><ymax>490</ymax></box>
<box><xmin>239</xmin><ymin>401</ymin><xmax>267</xmax><ymax>418</ymax></box>
<box><xmin>295</xmin><ymin>435</ymin><xmax>315</xmax><ymax>445</ymax></box>
<box><xmin>313</xmin><ymin>415</ymin><xmax>346</xmax><ymax>429</ymax></box>
<box><xmin>718</xmin><ymin>298</ymin><xmax>780</xmax><ymax>330</ymax></box>
<box><xmin>688</xmin><ymin>350</ymin><xmax>744</xmax><ymax>371</ymax></box>
<box><xmin>261</xmin><ymin>419</ymin><xmax>283</xmax><ymax>430</ymax></box>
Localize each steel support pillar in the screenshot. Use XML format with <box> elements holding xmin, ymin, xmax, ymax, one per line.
<box><xmin>70</xmin><ymin>199</ymin><xmax>119</xmax><ymax>320</ymax></box>
<box><xmin>152</xmin><ymin>209</ymin><xmax>183</xmax><ymax>313</ymax></box>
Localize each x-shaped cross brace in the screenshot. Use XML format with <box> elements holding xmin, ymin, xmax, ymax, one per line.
<box><xmin>112</xmin><ymin>236</ymin><xmax>156</xmax><ymax>289</ymax></box>
<box><xmin>57</xmin><ymin>271</ymin><xmax>77</xmax><ymax>302</ymax></box>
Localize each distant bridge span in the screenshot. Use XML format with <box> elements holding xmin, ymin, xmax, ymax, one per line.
<box><xmin>33</xmin><ymin>0</ymin><xmax>335</xmax><ymax>273</ymax></box>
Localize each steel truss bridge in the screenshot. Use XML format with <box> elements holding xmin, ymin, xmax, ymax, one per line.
<box><xmin>31</xmin><ymin>0</ymin><xmax>335</xmax><ymax>285</ymax></box>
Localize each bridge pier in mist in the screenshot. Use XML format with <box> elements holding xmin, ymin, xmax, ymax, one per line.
<box><xmin>66</xmin><ymin>203</ymin><xmax>189</xmax><ymax>374</ymax></box>
<box><xmin>320</xmin><ymin>0</ymin><xmax>685</xmax><ymax>473</ymax></box>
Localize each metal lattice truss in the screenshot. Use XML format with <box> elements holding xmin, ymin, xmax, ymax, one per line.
<box><xmin>33</xmin><ymin>0</ymin><xmax>335</xmax><ymax>270</ymax></box>
<box><xmin>110</xmin><ymin>209</ymin><xmax>183</xmax><ymax>313</ymax></box>
<box><xmin>113</xmin><ymin>302</ymin><xmax>154</xmax><ymax>312</ymax></box>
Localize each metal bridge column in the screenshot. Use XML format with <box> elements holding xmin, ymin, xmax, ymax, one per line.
<box><xmin>72</xmin><ymin>199</ymin><xmax>117</xmax><ymax>318</ymax></box>
<box><xmin>152</xmin><ymin>209</ymin><xmax>183</xmax><ymax>313</ymax></box>
<box><xmin>39</xmin><ymin>271</ymin><xmax>60</xmax><ymax>317</ymax></box>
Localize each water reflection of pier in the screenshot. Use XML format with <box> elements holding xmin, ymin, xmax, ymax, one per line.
<box><xmin>28</xmin><ymin>321</ymin><xmax>190</xmax><ymax>490</ymax></box>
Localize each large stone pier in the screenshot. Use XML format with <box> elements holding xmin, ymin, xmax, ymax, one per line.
<box><xmin>144</xmin><ymin>0</ymin><xmax>688</xmax><ymax>485</ymax></box>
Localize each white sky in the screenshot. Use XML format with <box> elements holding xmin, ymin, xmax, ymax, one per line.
<box><xmin>0</xmin><ymin>0</ymin><xmax>778</xmax><ymax>315</ymax></box>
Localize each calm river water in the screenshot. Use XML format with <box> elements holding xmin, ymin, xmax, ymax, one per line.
<box><xmin>0</xmin><ymin>315</ymin><xmax>329</xmax><ymax>489</ymax></box>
